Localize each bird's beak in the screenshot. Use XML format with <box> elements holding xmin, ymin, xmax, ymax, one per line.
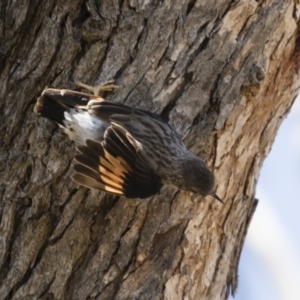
<box><xmin>211</xmin><ymin>192</ymin><xmax>223</xmax><ymax>204</ymax></box>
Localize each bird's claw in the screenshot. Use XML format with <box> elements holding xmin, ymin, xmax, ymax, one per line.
<box><xmin>75</xmin><ymin>80</ymin><xmax>120</xmax><ymax>96</ymax></box>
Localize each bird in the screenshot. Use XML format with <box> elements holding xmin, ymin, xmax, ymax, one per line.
<box><xmin>34</xmin><ymin>81</ymin><xmax>222</xmax><ymax>202</ymax></box>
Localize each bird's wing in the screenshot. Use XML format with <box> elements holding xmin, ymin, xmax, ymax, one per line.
<box><xmin>90</xmin><ymin>103</ymin><xmax>175</xmax><ymax>147</ymax></box>
<box><xmin>89</xmin><ymin>101</ymin><xmax>168</xmax><ymax>126</ymax></box>
<box><xmin>72</xmin><ymin>124</ymin><xmax>162</xmax><ymax>199</ymax></box>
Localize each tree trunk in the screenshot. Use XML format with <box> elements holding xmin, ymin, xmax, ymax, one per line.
<box><xmin>0</xmin><ymin>1</ymin><xmax>299</xmax><ymax>299</ymax></box>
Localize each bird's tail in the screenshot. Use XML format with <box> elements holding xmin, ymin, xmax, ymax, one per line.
<box><xmin>34</xmin><ymin>88</ymin><xmax>98</xmax><ymax>125</ymax></box>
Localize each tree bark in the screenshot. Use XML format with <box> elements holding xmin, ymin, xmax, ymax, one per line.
<box><xmin>0</xmin><ymin>0</ymin><xmax>299</xmax><ymax>299</ymax></box>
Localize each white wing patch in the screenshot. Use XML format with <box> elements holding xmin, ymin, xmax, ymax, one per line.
<box><xmin>63</xmin><ymin>108</ymin><xmax>108</xmax><ymax>145</ymax></box>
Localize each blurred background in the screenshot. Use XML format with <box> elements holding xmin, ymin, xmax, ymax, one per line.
<box><xmin>230</xmin><ymin>98</ymin><xmax>300</xmax><ymax>300</ymax></box>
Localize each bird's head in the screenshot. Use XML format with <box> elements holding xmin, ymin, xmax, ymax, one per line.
<box><xmin>180</xmin><ymin>156</ymin><xmax>223</xmax><ymax>203</ymax></box>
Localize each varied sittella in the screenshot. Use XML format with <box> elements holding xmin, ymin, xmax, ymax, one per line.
<box><xmin>34</xmin><ymin>81</ymin><xmax>222</xmax><ymax>202</ymax></box>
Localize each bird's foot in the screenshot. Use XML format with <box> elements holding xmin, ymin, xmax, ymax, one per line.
<box><xmin>75</xmin><ymin>80</ymin><xmax>120</xmax><ymax>96</ymax></box>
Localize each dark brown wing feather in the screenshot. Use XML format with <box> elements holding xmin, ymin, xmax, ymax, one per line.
<box><xmin>72</xmin><ymin>125</ymin><xmax>162</xmax><ymax>199</ymax></box>
<box><xmin>89</xmin><ymin>101</ymin><xmax>168</xmax><ymax>125</ymax></box>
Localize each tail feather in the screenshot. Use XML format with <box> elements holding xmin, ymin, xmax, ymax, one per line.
<box><xmin>34</xmin><ymin>94</ymin><xmax>67</xmax><ymax>125</ymax></box>
<box><xmin>34</xmin><ymin>88</ymin><xmax>100</xmax><ymax>125</ymax></box>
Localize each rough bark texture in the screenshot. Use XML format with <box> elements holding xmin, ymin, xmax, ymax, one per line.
<box><xmin>0</xmin><ymin>0</ymin><xmax>299</xmax><ymax>299</ymax></box>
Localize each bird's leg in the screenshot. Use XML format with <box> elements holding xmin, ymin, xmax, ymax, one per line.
<box><xmin>75</xmin><ymin>80</ymin><xmax>120</xmax><ymax>96</ymax></box>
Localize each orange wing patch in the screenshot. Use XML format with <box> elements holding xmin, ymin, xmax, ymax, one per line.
<box><xmin>72</xmin><ymin>140</ymin><xmax>133</xmax><ymax>196</ymax></box>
